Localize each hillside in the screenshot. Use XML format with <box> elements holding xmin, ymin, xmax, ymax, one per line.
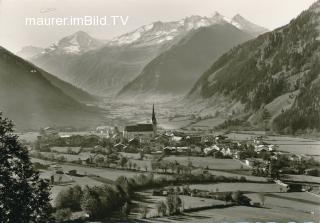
<box><xmin>60</xmin><ymin>44</ymin><xmax>164</xmax><ymax>96</ymax></box>
<box><xmin>187</xmin><ymin>2</ymin><xmax>320</xmax><ymax>133</ymax></box>
<box><xmin>117</xmin><ymin>23</ymin><xmax>254</xmax><ymax>102</ymax></box>
<box><xmin>0</xmin><ymin>46</ymin><xmax>104</xmax><ymax>130</ymax></box>
<box><xmin>31</xmin><ymin>32</ymin><xmax>171</xmax><ymax>96</ymax></box>
<box><xmin>39</xmin><ymin>69</ymin><xmax>98</xmax><ymax>103</ymax></box>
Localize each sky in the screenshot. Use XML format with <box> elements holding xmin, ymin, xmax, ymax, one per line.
<box><xmin>0</xmin><ymin>0</ymin><xmax>316</xmax><ymax>52</ymax></box>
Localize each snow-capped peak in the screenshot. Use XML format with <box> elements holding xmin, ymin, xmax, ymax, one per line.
<box><xmin>39</xmin><ymin>31</ymin><xmax>104</xmax><ymax>56</ymax></box>
<box><xmin>110</xmin><ymin>13</ymin><xmax>231</xmax><ymax>47</ymax></box>
<box><xmin>57</xmin><ymin>31</ymin><xmax>103</xmax><ymax>54</ymax></box>
<box><xmin>231</xmin><ymin>14</ymin><xmax>268</xmax><ymax>36</ymax></box>
<box><xmin>210</xmin><ymin>12</ymin><xmax>228</xmax><ymax>23</ymax></box>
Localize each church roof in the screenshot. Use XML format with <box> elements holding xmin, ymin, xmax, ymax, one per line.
<box><xmin>124</xmin><ymin>124</ymin><xmax>154</xmax><ymax>132</ymax></box>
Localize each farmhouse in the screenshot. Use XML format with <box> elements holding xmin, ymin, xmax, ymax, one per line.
<box><xmin>245</xmin><ymin>158</ymin><xmax>267</xmax><ymax>167</ymax></box>
<box><xmin>204</xmin><ymin>145</ymin><xmax>220</xmax><ymax>155</ymax></box>
<box><xmin>113</xmin><ymin>143</ymin><xmax>125</xmax><ymax>151</ymax></box>
<box><xmin>304</xmin><ymin>168</ymin><xmax>319</xmax><ymax>176</ymax></box>
<box><xmin>96</xmin><ymin>126</ymin><xmax>112</xmax><ymax>134</ymax></box>
<box><xmin>221</xmin><ymin>147</ymin><xmax>232</xmax><ymax>156</ymax></box>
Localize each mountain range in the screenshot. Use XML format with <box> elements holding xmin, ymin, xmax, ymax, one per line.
<box><xmin>7</xmin><ymin>3</ymin><xmax>320</xmax><ymax>133</ymax></box>
<box><xmin>116</xmin><ymin>14</ymin><xmax>267</xmax><ymax>101</ymax></box>
<box><xmin>0</xmin><ymin>46</ymin><xmax>104</xmax><ymax>130</ymax></box>
<box><xmin>26</xmin><ymin>13</ymin><xmax>268</xmax><ymax>97</ymax></box>
<box><xmin>109</xmin><ymin>13</ymin><xmax>267</xmax><ymax>47</ymax></box>
<box><xmin>186</xmin><ymin>1</ymin><xmax>320</xmax><ymax>133</ymax></box>
<box><xmin>117</xmin><ymin>22</ymin><xmax>254</xmax><ymax>102</ymax></box>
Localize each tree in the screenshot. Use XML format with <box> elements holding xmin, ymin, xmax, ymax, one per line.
<box><xmin>122</xmin><ymin>202</ymin><xmax>130</xmax><ymax>219</ymax></box>
<box><xmin>166</xmin><ymin>194</ymin><xmax>182</xmax><ymax>215</ymax></box>
<box><xmin>258</xmin><ymin>192</ymin><xmax>266</xmax><ymax>206</ymax></box>
<box><xmin>0</xmin><ymin>113</ymin><xmax>52</xmax><ymax>223</ymax></box>
<box><xmin>80</xmin><ymin>186</ymin><xmax>102</xmax><ymax>219</ymax></box>
<box><xmin>115</xmin><ymin>176</ymin><xmax>132</xmax><ymax>197</ymax></box>
<box><xmin>140</xmin><ymin>205</ymin><xmax>148</xmax><ymax>219</ymax></box>
<box><xmin>58</xmin><ymin>175</ymin><xmax>62</xmax><ymax>184</ymax></box>
<box><xmin>119</xmin><ymin>157</ymin><xmax>128</xmax><ymax>168</ymax></box>
<box><xmin>231</xmin><ymin>191</ymin><xmax>241</xmax><ymax>204</ymax></box>
<box><xmin>133</xmin><ymin>163</ymin><xmax>137</xmax><ymax>170</ymax></box>
<box><xmin>55</xmin><ymin>185</ymin><xmax>83</xmax><ymax>211</ymax></box>
<box><xmin>156</xmin><ymin>201</ymin><xmax>167</xmax><ymax>217</ymax></box>
<box><xmin>151</xmin><ymin>161</ymin><xmax>160</xmax><ymax>172</ymax></box>
<box><xmin>52</xmin><ymin>208</ymin><xmax>71</xmax><ymax>222</ymax></box>
<box><xmin>262</xmin><ymin>108</ymin><xmax>271</xmax><ymax>131</ymax></box>
<box><xmin>139</xmin><ymin>150</ymin><xmax>145</xmax><ymax>160</ymax></box>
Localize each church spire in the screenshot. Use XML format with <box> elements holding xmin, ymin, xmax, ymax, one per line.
<box><xmin>152</xmin><ymin>104</ymin><xmax>157</xmax><ymax>125</ymax></box>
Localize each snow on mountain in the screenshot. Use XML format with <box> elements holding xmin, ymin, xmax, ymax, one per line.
<box><xmin>16</xmin><ymin>46</ymin><xmax>44</xmax><ymax>59</ymax></box>
<box><xmin>109</xmin><ymin>13</ymin><xmax>267</xmax><ymax>47</ymax></box>
<box><xmin>39</xmin><ymin>31</ymin><xmax>104</xmax><ymax>56</ymax></box>
<box><xmin>231</xmin><ymin>14</ymin><xmax>269</xmax><ymax>36</ymax></box>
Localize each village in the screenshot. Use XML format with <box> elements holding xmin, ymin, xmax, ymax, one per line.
<box><xmin>19</xmin><ymin>105</ymin><xmax>320</xmax><ymax>222</ymax></box>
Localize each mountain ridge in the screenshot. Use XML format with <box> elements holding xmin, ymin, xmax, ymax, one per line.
<box><xmin>26</xmin><ymin>14</ymin><xmax>268</xmax><ymax>97</ymax></box>
<box><xmin>0</xmin><ymin>46</ymin><xmax>104</xmax><ymax>130</ymax></box>
<box><xmin>186</xmin><ymin>2</ymin><xmax>320</xmax><ymax>133</ymax></box>
<box><xmin>116</xmin><ymin>21</ymin><xmax>258</xmax><ymax>102</ymax></box>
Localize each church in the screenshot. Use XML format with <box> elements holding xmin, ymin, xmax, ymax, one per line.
<box><xmin>123</xmin><ymin>105</ymin><xmax>157</xmax><ymax>142</ymax></box>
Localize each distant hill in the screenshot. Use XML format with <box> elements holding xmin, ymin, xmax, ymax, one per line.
<box><xmin>0</xmin><ymin>46</ymin><xmax>104</xmax><ymax>130</ymax></box>
<box><xmin>187</xmin><ymin>1</ymin><xmax>320</xmax><ymax>134</ymax></box>
<box><xmin>117</xmin><ymin>22</ymin><xmax>255</xmax><ymax>102</ymax></box>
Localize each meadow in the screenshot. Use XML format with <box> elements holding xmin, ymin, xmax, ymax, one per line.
<box><xmin>188</xmin><ymin>182</ymin><xmax>283</xmax><ymax>193</ymax></box>
<box><xmin>163</xmin><ymin>156</ymin><xmax>249</xmax><ymax>170</ymax></box>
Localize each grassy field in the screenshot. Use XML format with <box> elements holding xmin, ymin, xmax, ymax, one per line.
<box><xmin>134</xmin><ymin>186</ymin><xmax>318</xmax><ymax>222</ymax></box>
<box><xmin>207</xmin><ymin>169</ymin><xmax>267</xmax><ymax>182</ymax></box>
<box><xmin>39</xmin><ymin>151</ymin><xmax>92</xmax><ymax>162</ymax></box>
<box><xmin>119</xmin><ymin>152</ymin><xmax>154</xmax><ymax>160</ymax></box>
<box><xmin>16</xmin><ymin>132</ymin><xmax>39</xmax><ymax>142</ymax></box>
<box><xmin>283</xmin><ymin>174</ymin><xmax>320</xmax><ymax>183</ymax></box>
<box><xmin>188</xmin><ymin>117</ymin><xmax>225</xmax><ymax>130</ymax></box>
<box><xmin>56</xmin><ymin>163</ymin><xmax>162</xmax><ymax>181</ymax></box>
<box><xmin>247</xmin><ymin>192</ymin><xmax>320</xmax><ymax>217</ymax></box>
<box><xmin>163</xmin><ymin>156</ymin><xmax>249</xmax><ymax>170</ymax></box>
<box><xmin>189</xmin><ymin>182</ymin><xmax>282</xmax><ymax>193</ymax></box>
<box><xmin>31</xmin><ymin>157</ymin><xmax>54</xmax><ymax>165</ymax></box>
<box><xmin>133</xmin><ymin>192</ymin><xmax>225</xmax><ymax>219</ymax></box>
<box><xmin>147</xmin><ymin>205</ymin><xmax>315</xmax><ymax>223</ymax></box>
<box><xmin>159</xmin><ymin>117</ymin><xmax>193</xmax><ymax>130</ymax></box>
<box><xmin>145</xmin><ymin>204</ymin><xmax>316</xmax><ymax>222</ymax></box>
<box><xmin>34</xmin><ymin>158</ymin><xmax>169</xmax><ymax>205</ymax></box>
<box><xmin>39</xmin><ymin>169</ymin><xmax>104</xmax><ymax>204</ymax></box>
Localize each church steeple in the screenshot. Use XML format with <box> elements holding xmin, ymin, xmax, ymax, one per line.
<box><xmin>152</xmin><ymin>104</ymin><xmax>157</xmax><ymax>125</ymax></box>
<box><xmin>152</xmin><ymin>104</ymin><xmax>157</xmax><ymax>137</ymax></box>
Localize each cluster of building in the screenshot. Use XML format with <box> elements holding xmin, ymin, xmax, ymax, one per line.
<box><xmin>39</xmin><ymin>104</ymin><xmax>319</xmax><ymax>179</ymax></box>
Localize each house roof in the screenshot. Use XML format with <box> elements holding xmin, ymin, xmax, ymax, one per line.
<box><xmin>124</xmin><ymin>124</ymin><xmax>153</xmax><ymax>132</ymax></box>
